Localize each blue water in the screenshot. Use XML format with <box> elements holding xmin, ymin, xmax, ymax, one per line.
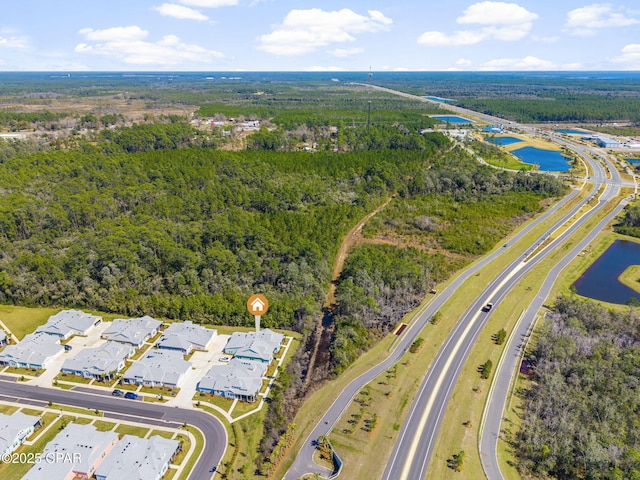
<box><xmin>431</xmin><ymin>115</ymin><xmax>473</xmax><ymax>124</ymax></box>
<box><xmin>573</xmin><ymin>240</ymin><xmax>640</xmax><ymax>305</ymax></box>
<box><xmin>425</xmin><ymin>96</ymin><xmax>453</xmax><ymax>103</ymax></box>
<box><xmin>555</xmin><ymin>129</ymin><xmax>585</xmax><ymax>135</ymax></box>
<box><xmin>486</xmin><ymin>136</ymin><xmax>523</xmax><ymax>146</ymax></box>
<box><xmin>625</xmin><ymin>158</ymin><xmax>640</xmax><ymax>164</ymax></box>
<box><xmin>511</xmin><ymin>146</ymin><xmax>571</xmax><ymax>172</ymax></box>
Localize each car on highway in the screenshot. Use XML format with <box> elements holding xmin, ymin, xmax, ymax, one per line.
<box><xmin>124</xmin><ymin>392</ymin><xmax>138</xmax><ymax>400</ymax></box>
<box><xmin>482</xmin><ymin>302</ymin><xmax>494</xmax><ymax>312</ymax></box>
<box><xmin>111</xmin><ymin>389</ymin><xmax>124</xmax><ymax>397</ymax></box>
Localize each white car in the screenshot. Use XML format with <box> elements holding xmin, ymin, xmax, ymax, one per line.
<box><xmin>219</xmin><ymin>356</ymin><xmax>231</xmax><ymax>362</ymax></box>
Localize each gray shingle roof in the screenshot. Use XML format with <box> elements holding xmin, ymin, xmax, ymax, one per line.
<box><xmin>123</xmin><ymin>349</ymin><xmax>191</xmax><ymax>387</ymax></box>
<box><xmin>61</xmin><ymin>341</ymin><xmax>132</xmax><ymax>376</ymax></box>
<box><xmin>0</xmin><ymin>412</ymin><xmax>41</xmax><ymax>455</ymax></box>
<box><xmin>23</xmin><ymin>423</ymin><xmax>118</xmax><ymax>480</ymax></box>
<box><xmin>102</xmin><ymin>316</ymin><xmax>162</xmax><ymax>346</ymax></box>
<box><xmin>95</xmin><ymin>434</ymin><xmax>179</xmax><ymax>480</ymax></box>
<box><xmin>36</xmin><ymin>309</ymin><xmax>100</xmax><ymax>338</ymax></box>
<box><xmin>224</xmin><ymin>328</ymin><xmax>284</xmax><ymax>363</ymax></box>
<box><xmin>0</xmin><ymin>332</ymin><xmax>63</xmax><ymax>368</ymax></box>
<box><xmin>156</xmin><ymin>321</ymin><xmax>216</xmax><ymax>352</ymax></box>
<box><xmin>198</xmin><ymin>358</ymin><xmax>266</xmax><ymax>398</ymax></box>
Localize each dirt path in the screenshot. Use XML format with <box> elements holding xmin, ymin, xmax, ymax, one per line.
<box><xmin>302</xmin><ymin>194</ymin><xmax>396</xmax><ymax>391</ymax></box>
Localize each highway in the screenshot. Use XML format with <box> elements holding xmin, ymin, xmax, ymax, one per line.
<box><xmin>479</xmin><ymin>149</ymin><xmax>629</xmax><ymax>480</ymax></box>
<box><xmin>286</xmin><ymin>84</ymin><xmax>631</xmax><ymax>480</ymax></box>
<box><xmin>284</xmin><ymin>145</ymin><xmax>596</xmax><ymax>479</ymax></box>
<box><xmin>0</xmin><ymin>377</ymin><xmax>227</xmax><ymax>480</ymax></box>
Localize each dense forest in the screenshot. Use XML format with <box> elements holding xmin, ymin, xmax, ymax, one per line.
<box><xmin>615</xmin><ymin>203</ymin><xmax>640</xmax><ymax>238</ymax></box>
<box><xmin>517</xmin><ymin>296</ymin><xmax>640</xmax><ymax>479</ymax></box>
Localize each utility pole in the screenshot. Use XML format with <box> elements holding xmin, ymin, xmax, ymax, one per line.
<box><xmin>367</xmin><ymin>67</ymin><xmax>372</xmax><ymax>131</ymax></box>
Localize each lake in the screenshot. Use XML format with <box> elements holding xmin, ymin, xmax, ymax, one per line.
<box><xmin>555</xmin><ymin>129</ymin><xmax>586</xmax><ymax>135</ymax></box>
<box><xmin>511</xmin><ymin>146</ymin><xmax>571</xmax><ymax>172</ymax></box>
<box><xmin>486</xmin><ymin>136</ymin><xmax>523</xmax><ymax>146</ymax></box>
<box><xmin>431</xmin><ymin>115</ymin><xmax>473</xmax><ymax>124</ymax></box>
<box><xmin>573</xmin><ymin>240</ymin><xmax>640</xmax><ymax>305</ymax></box>
<box><xmin>425</xmin><ymin>96</ymin><xmax>453</xmax><ymax>103</ymax></box>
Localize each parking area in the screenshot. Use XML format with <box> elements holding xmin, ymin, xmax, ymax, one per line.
<box><xmin>166</xmin><ymin>334</ymin><xmax>231</xmax><ymax>407</ymax></box>
<box><xmin>28</xmin><ymin>321</ymin><xmax>111</xmax><ymax>387</ymax></box>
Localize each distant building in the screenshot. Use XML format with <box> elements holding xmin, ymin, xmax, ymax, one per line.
<box><xmin>0</xmin><ymin>330</ymin><xmax>8</xmax><ymax>346</ymax></box>
<box><xmin>223</xmin><ymin>328</ymin><xmax>284</xmax><ymax>364</ymax></box>
<box><xmin>36</xmin><ymin>310</ymin><xmax>102</xmax><ymax>339</ymax></box>
<box><xmin>23</xmin><ymin>423</ymin><xmax>119</xmax><ymax>480</ymax></box>
<box><xmin>156</xmin><ymin>321</ymin><xmax>216</xmax><ymax>355</ymax></box>
<box><xmin>122</xmin><ymin>349</ymin><xmax>191</xmax><ymax>389</ymax></box>
<box><xmin>197</xmin><ymin>358</ymin><xmax>267</xmax><ymax>402</ymax></box>
<box><xmin>102</xmin><ymin>316</ymin><xmax>162</xmax><ymax>349</ymax></box>
<box><xmin>0</xmin><ymin>332</ymin><xmax>64</xmax><ymax>370</ymax></box>
<box><xmin>0</xmin><ymin>412</ymin><xmax>42</xmax><ymax>456</ymax></box>
<box><xmin>61</xmin><ymin>341</ymin><xmax>134</xmax><ymax>381</ymax></box>
<box><xmin>594</xmin><ymin>136</ymin><xmax>620</xmax><ymax>148</ymax></box>
<box><xmin>94</xmin><ymin>434</ymin><xmax>180</xmax><ymax>480</ymax></box>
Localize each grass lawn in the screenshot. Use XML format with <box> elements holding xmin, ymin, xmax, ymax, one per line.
<box><xmin>164</xmin><ymin>468</ymin><xmax>178</xmax><ymax>480</ymax></box>
<box><xmin>50</xmin><ymin>404</ymin><xmax>103</xmax><ymax>417</ymax></box>
<box><xmin>72</xmin><ymin>416</ymin><xmax>93</xmax><ymax>425</ymax></box>
<box><xmin>618</xmin><ymin>264</ymin><xmax>640</xmax><ymax>293</ymax></box>
<box><xmin>93</xmin><ymin>420</ymin><xmax>116</xmax><ymax>431</ymax></box>
<box><xmin>231</xmin><ymin>398</ymin><xmax>259</xmax><ymax>418</ymax></box>
<box><xmin>55</xmin><ymin>373</ymin><xmax>93</xmax><ymax>384</ymax></box>
<box><xmin>4</xmin><ymin>367</ymin><xmax>38</xmax><ymax>377</ymax></box>
<box><xmin>115</xmin><ymin>424</ymin><xmax>149</xmax><ymax>437</ymax></box>
<box><xmin>197</xmin><ymin>393</ymin><xmax>234</xmax><ymax>412</ymax></box>
<box><xmin>0</xmin><ymin>305</ymin><xmax>58</xmax><ymax>340</ymax></box>
<box><xmin>0</xmin><ymin>415</ymin><xmax>74</xmax><ymax>480</ymax></box>
<box><xmin>149</xmin><ymin>429</ymin><xmax>175</xmax><ymax>439</ymax></box>
<box><xmin>139</xmin><ymin>385</ymin><xmax>179</xmax><ymax>396</ymax></box>
<box><xmin>20</xmin><ymin>408</ymin><xmax>43</xmax><ymax>416</ymax></box>
<box><xmin>173</xmin><ymin>433</ymin><xmax>192</xmax><ymax>466</ymax></box>
<box><xmin>176</xmin><ymin>426</ymin><xmax>205</xmax><ymax>480</ymax></box>
<box><xmin>0</xmin><ymin>404</ymin><xmax>19</xmax><ymax>414</ymax></box>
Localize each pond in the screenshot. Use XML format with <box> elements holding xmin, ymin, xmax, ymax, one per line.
<box><xmin>510</xmin><ymin>146</ymin><xmax>571</xmax><ymax>172</ymax></box>
<box><xmin>425</xmin><ymin>96</ymin><xmax>453</xmax><ymax>103</ymax></box>
<box><xmin>555</xmin><ymin>129</ymin><xmax>586</xmax><ymax>135</ymax></box>
<box><xmin>573</xmin><ymin>240</ymin><xmax>640</xmax><ymax>305</ymax></box>
<box><xmin>486</xmin><ymin>136</ymin><xmax>523</xmax><ymax>146</ymax></box>
<box><xmin>625</xmin><ymin>158</ymin><xmax>640</xmax><ymax>164</ymax></box>
<box><xmin>431</xmin><ymin>115</ymin><xmax>473</xmax><ymax>124</ymax></box>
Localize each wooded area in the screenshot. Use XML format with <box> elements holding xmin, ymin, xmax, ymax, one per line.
<box><xmin>517</xmin><ymin>296</ymin><xmax>640</xmax><ymax>479</ymax></box>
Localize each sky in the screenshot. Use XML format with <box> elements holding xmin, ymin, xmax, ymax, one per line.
<box><xmin>1</xmin><ymin>1</ymin><xmax>640</xmax><ymax>71</ymax></box>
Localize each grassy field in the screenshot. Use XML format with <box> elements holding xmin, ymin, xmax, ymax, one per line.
<box><xmin>149</xmin><ymin>429</ymin><xmax>175</xmax><ymax>439</ymax></box>
<box><xmin>618</xmin><ymin>264</ymin><xmax>640</xmax><ymax>293</ymax></box>
<box><xmin>177</xmin><ymin>426</ymin><xmax>204</xmax><ymax>480</ymax></box>
<box><xmin>0</xmin><ymin>305</ymin><xmax>58</xmax><ymax>340</ymax></box>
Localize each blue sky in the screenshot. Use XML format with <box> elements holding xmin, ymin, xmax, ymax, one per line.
<box><xmin>1</xmin><ymin>1</ymin><xmax>640</xmax><ymax>71</ymax></box>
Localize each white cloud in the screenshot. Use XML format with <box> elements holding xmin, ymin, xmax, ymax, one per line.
<box><xmin>152</xmin><ymin>3</ymin><xmax>209</xmax><ymax>21</ymax></box>
<box><xmin>480</xmin><ymin>55</ymin><xmax>556</xmax><ymax>70</ymax></box>
<box><xmin>76</xmin><ymin>26</ymin><xmax>224</xmax><ymax>66</ymax></box>
<box><xmin>0</xmin><ymin>35</ymin><xmax>27</xmax><ymax>48</ymax></box>
<box><xmin>257</xmin><ymin>8</ymin><xmax>392</xmax><ymax>56</ymax></box>
<box><xmin>457</xmin><ymin>1</ymin><xmax>538</xmax><ymax>25</ymax></box>
<box><xmin>178</xmin><ymin>0</ymin><xmax>238</xmax><ymax>6</ymax></box>
<box><xmin>418</xmin><ymin>30</ymin><xmax>486</xmax><ymax>46</ymax></box>
<box><xmin>418</xmin><ymin>2</ymin><xmax>537</xmax><ymax>47</ymax></box>
<box><xmin>78</xmin><ymin>26</ymin><xmax>149</xmax><ymax>42</ymax></box>
<box><xmin>304</xmin><ymin>65</ymin><xmax>345</xmax><ymax>71</ymax></box>
<box><xmin>328</xmin><ymin>47</ymin><xmax>364</xmax><ymax>57</ymax></box>
<box><xmin>612</xmin><ymin>44</ymin><xmax>640</xmax><ymax>69</ymax></box>
<box><xmin>532</xmin><ymin>35</ymin><xmax>559</xmax><ymax>43</ymax></box>
<box><xmin>566</xmin><ymin>3</ymin><xmax>638</xmax><ymax>36</ymax></box>
<box><xmin>456</xmin><ymin>58</ymin><xmax>473</xmax><ymax>67</ymax></box>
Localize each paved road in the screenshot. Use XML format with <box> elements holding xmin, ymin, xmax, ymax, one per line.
<box><xmin>0</xmin><ymin>378</ymin><xmax>227</xmax><ymax>480</ymax></box>
<box><xmin>285</xmin><ymin>85</ymin><xmax>610</xmax><ymax>480</ymax></box>
<box><xmin>284</xmin><ymin>174</ymin><xmax>588</xmax><ymax>480</ymax></box>
<box><xmin>479</xmin><ymin>148</ymin><xmax>628</xmax><ymax>480</ymax></box>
